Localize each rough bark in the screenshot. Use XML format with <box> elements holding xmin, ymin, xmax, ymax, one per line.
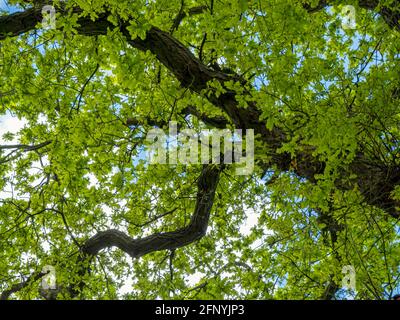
<box><xmin>81</xmin><ymin>165</ymin><xmax>222</xmax><ymax>258</ymax></box>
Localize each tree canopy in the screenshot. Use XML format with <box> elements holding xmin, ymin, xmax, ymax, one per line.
<box><xmin>0</xmin><ymin>0</ymin><xmax>399</xmax><ymax>300</ymax></box>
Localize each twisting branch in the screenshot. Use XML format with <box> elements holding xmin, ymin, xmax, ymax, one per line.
<box><xmin>66</xmin><ymin>164</ymin><xmax>222</xmax><ymax>296</ymax></box>
<box><xmin>81</xmin><ymin>164</ymin><xmax>222</xmax><ymax>258</ymax></box>
<box><xmin>0</xmin><ymin>2</ymin><xmax>399</xmax><ymax>220</ymax></box>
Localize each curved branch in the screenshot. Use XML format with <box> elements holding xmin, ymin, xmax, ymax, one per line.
<box><xmin>81</xmin><ymin>164</ymin><xmax>222</xmax><ymax>258</ymax></box>
<box><xmin>0</xmin><ymin>2</ymin><xmax>399</xmax><ymax>220</ymax></box>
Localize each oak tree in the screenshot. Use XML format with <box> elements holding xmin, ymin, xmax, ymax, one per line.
<box><xmin>0</xmin><ymin>0</ymin><xmax>399</xmax><ymax>299</ymax></box>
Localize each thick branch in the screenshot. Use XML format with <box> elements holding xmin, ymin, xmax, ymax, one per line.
<box><xmin>81</xmin><ymin>165</ymin><xmax>222</xmax><ymax>258</ymax></box>
<box><xmin>0</xmin><ymin>6</ymin><xmax>111</xmax><ymax>40</ymax></box>
<box><xmin>1</xmin><ymin>4</ymin><xmax>399</xmax><ymax>219</ymax></box>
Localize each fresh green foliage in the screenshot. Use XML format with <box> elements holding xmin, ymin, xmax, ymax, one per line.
<box><xmin>0</xmin><ymin>0</ymin><xmax>399</xmax><ymax>300</ymax></box>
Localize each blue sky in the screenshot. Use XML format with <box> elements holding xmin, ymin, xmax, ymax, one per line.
<box><xmin>0</xmin><ymin>0</ymin><xmax>12</xmax><ymax>11</ymax></box>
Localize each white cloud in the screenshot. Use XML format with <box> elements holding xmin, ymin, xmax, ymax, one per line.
<box><xmin>0</xmin><ymin>113</ymin><xmax>27</xmax><ymax>200</ymax></box>
<box><xmin>239</xmin><ymin>207</ymin><xmax>259</xmax><ymax>236</ymax></box>
<box><xmin>0</xmin><ymin>112</ymin><xmax>26</xmax><ymax>144</ymax></box>
<box><xmin>186</xmin><ymin>271</ymin><xmax>205</xmax><ymax>287</ymax></box>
